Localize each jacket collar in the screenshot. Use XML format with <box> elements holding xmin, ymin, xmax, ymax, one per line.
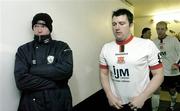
<box><xmin>34</xmin><ymin>34</ymin><xmax>52</xmax><ymax>44</ymax></box>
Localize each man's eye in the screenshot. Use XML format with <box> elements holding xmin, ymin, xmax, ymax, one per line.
<box><xmin>119</xmin><ymin>22</ymin><xmax>125</xmax><ymax>25</ymax></box>
<box><xmin>42</xmin><ymin>25</ymin><xmax>46</xmax><ymax>28</ymax></box>
<box><xmin>34</xmin><ymin>24</ymin><xmax>46</xmax><ymax>28</ymax></box>
<box><xmin>34</xmin><ymin>25</ymin><xmax>38</xmax><ymax>27</ymax></box>
<box><xmin>112</xmin><ymin>23</ymin><xmax>116</xmax><ymax>26</ymax></box>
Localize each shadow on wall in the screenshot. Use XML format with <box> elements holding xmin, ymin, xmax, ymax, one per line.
<box><xmin>72</xmin><ymin>89</ymin><xmax>113</xmax><ymax>111</ymax></box>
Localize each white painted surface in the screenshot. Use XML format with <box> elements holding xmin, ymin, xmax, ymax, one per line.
<box><xmin>0</xmin><ymin>0</ymin><xmax>133</xmax><ymax>110</ymax></box>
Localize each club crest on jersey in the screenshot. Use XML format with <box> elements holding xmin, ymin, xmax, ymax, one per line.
<box><xmin>160</xmin><ymin>45</ymin><xmax>163</xmax><ymax>49</ymax></box>
<box><xmin>117</xmin><ymin>56</ymin><xmax>125</xmax><ymax>64</ymax></box>
<box><xmin>47</xmin><ymin>55</ymin><xmax>54</xmax><ymax>64</ymax></box>
<box><xmin>159</xmin><ymin>43</ymin><xmax>164</xmax><ymax>49</ymax></box>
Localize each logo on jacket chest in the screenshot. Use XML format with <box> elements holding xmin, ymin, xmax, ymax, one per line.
<box><xmin>47</xmin><ymin>55</ymin><xmax>54</xmax><ymax>64</ymax></box>
<box><xmin>32</xmin><ymin>55</ymin><xmax>55</xmax><ymax>64</ymax></box>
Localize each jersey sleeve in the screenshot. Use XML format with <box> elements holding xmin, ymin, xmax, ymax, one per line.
<box><xmin>148</xmin><ymin>40</ymin><xmax>163</xmax><ymax>70</ymax></box>
<box><xmin>173</xmin><ymin>37</ymin><xmax>180</xmax><ymax>66</ymax></box>
<box><xmin>99</xmin><ymin>44</ymin><xmax>108</xmax><ymax>69</ymax></box>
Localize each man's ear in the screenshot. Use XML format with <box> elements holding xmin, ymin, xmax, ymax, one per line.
<box><xmin>166</xmin><ymin>27</ymin><xmax>168</xmax><ymax>31</ymax></box>
<box><xmin>130</xmin><ymin>22</ymin><xmax>133</xmax><ymax>27</ymax></box>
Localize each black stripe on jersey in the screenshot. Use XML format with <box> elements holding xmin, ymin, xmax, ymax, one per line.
<box><xmin>119</xmin><ymin>45</ymin><xmax>124</xmax><ymax>52</ymax></box>
<box><xmin>177</xmin><ymin>59</ymin><xmax>180</xmax><ymax>64</ymax></box>
<box><xmin>159</xmin><ymin>35</ymin><xmax>167</xmax><ymax>43</ymax></box>
<box><xmin>160</xmin><ymin>39</ymin><xmax>163</xmax><ymax>43</ymax></box>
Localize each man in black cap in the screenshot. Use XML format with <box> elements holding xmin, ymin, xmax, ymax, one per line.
<box><xmin>14</xmin><ymin>13</ymin><xmax>73</xmax><ymax>111</ymax></box>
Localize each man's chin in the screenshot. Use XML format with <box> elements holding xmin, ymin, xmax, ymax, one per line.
<box><xmin>116</xmin><ymin>37</ymin><xmax>124</xmax><ymax>41</ymax></box>
<box><xmin>35</xmin><ymin>34</ymin><xmax>48</xmax><ymax>36</ymax></box>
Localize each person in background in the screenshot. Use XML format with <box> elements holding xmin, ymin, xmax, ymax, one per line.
<box><xmin>153</xmin><ymin>21</ymin><xmax>180</xmax><ymax>111</ymax></box>
<box><xmin>14</xmin><ymin>13</ymin><xmax>73</xmax><ymax>111</ymax></box>
<box><xmin>140</xmin><ymin>27</ymin><xmax>158</xmax><ymax>111</ymax></box>
<box><xmin>99</xmin><ymin>8</ymin><xmax>163</xmax><ymax>111</ymax></box>
<box><xmin>140</xmin><ymin>28</ymin><xmax>153</xmax><ymax>79</ymax></box>
<box><xmin>141</xmin><ymin>27</ymin><xmax>151</xmax><ymax>39</ymax></box>
<box><xmin>175</xmin><ymin>32</ymin><xmax>180</xmax><ymax>42</ymax></box>
<box><xmin>169</xmin><ymin>30</ymin><xmax>180</xmax><ymax>42</ymax></box>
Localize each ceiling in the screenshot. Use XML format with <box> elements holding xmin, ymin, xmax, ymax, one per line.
<box><xmin>123</xmin><ymin>0</ymin><xmax>180</xmax><ymax>18</ymax></box>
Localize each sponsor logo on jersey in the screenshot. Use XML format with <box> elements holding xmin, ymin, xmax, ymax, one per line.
<box><xmin>112</xmin><ymin>66</ymin><xmax>130</xmax><ymax>82</ymax></box>
<box><xmin>159</xmin><ymin>51</ymin><xmax>166</xmax><ymax>58</ymax></box>
<box><xmin>115</xmin><ymin>52</ymin><xmax>128</xmax><ymax>55</ymax></box>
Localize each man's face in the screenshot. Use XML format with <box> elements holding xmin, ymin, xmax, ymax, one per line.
<box><xmin>33</xmin><ymin>24</ymin><xmax>50</xmax><ymax>36</ymax></box>
<box><xmin>156</xmin><ymin>24</ymin><xmax>167</xmax><ymax>38</ymax></box>
<box><xmin>112</xmin><ymin>15</ymin><xmax>131</xmax><ymax>41</ymax></box>
<box><xmin>143</xmin><ymin>30</ymin><xmax>151</xmax><ymax>39</ymax></box>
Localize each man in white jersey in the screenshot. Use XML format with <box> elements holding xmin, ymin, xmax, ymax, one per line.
<box><xmin>99</xmin><ymin>8</ymin><xmax>164</xmax><ymax>111</ymax></box>
<box><xmin>153</xmin><ymin>21</ymin><xmax>180</xmax><ymax>111</ymax></box>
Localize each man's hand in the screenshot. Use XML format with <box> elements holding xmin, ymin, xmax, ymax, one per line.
<box><xmin>107</xmin><ymin>94</ymin><xmax>123</xmax><ymax>109</ymax></box>
<box><xmin>129</xmin><ymin>95</ymin><xmax>146</xmax><ymax>110</ymax></box>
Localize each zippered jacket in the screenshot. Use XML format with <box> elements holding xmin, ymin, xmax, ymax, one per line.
<box><xmin>14</xmin><ymin>35</ymin><xmax>73</xmax><ymax>111</ymax></box>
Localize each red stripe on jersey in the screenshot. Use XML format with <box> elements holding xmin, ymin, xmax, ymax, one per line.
<box><xmin>116</xmin><ymin>35</ymin><xmax>133</xmax><ymax>45</ymax></box>
<box><xmin>149</xmin><ymin>63</ymin><xmax>163</xmax><ymax>70</ymax></box>
<box><xmin>99</xmin><ymin>64</ymin><xmax>108</xmax><ymax>69</ymax></box>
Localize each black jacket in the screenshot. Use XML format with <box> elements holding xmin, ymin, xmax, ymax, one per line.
<box><xmin>14</xmin><ymin>35</ymin><xmax>73</xmax><ymax>111</ymax></box>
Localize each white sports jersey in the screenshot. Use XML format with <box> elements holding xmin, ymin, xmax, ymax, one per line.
<box><xmin>99</xmin><ymin>36</ymin><xmax>162</xmax><ymax>104</ymax></box>
<box><xmin>153</xmin><ymin>36</ymin><xmax>180</xmax><ymax>76</ymax></box>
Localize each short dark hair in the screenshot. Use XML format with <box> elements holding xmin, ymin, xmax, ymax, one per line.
<box><xmin>112</xmin><ymin>8</ymin><xmax>133</xmax><ymax>24</ymax></box>
<box><xmin>156</xmin><ymin>21</ymin><xmax>168</xmax><ymax>29</ymax></box>
<box><xmin>141</xmin><ymin>27</ymin><xmax>150</xmax><ymax>38</ymax></box>
<box><xmin>142</xmin><ymin>28</ymin><xmax>150</xmax><ymax>35</ymax></box>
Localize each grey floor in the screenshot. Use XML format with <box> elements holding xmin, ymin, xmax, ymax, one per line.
<box><xmin>158</xmin><ymin>100</ymin><xmax>180</xmax><ymax>111</ymax></box>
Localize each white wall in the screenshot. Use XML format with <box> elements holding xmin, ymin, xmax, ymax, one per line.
<box><xmin>134</xmin><ymin>16</ymin><xmax>180</xmax><ymax>39</ymax></box>
<box><xmin>0</xmin><ymin>3</ymin><xmax>3</xmax><ymax>111</ymax></box>
<box><xmin>0</xmin><ymin>0</ymin><xmax>133</xmax><ymax>110</ymax></box>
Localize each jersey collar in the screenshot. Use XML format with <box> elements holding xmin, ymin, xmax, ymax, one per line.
<box><xmin>158</xmin><ymin>35</ymin><xmax>167</xmax><ymax>41</ymax></box>
<box><xmin>116</xmin><ymin>35</ymin><xmax>133</xmax><ymax>45</ymax></box>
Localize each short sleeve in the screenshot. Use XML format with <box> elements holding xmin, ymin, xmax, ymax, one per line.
<box><xmin>148</xmin><ymin>40</ymin><xmax>163</xmax><ymax>70</ymax></box>
<box><xmin>99</xmin><ymin>45</ymin><xmax>108</xmax><ymax>69</ymax></box>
